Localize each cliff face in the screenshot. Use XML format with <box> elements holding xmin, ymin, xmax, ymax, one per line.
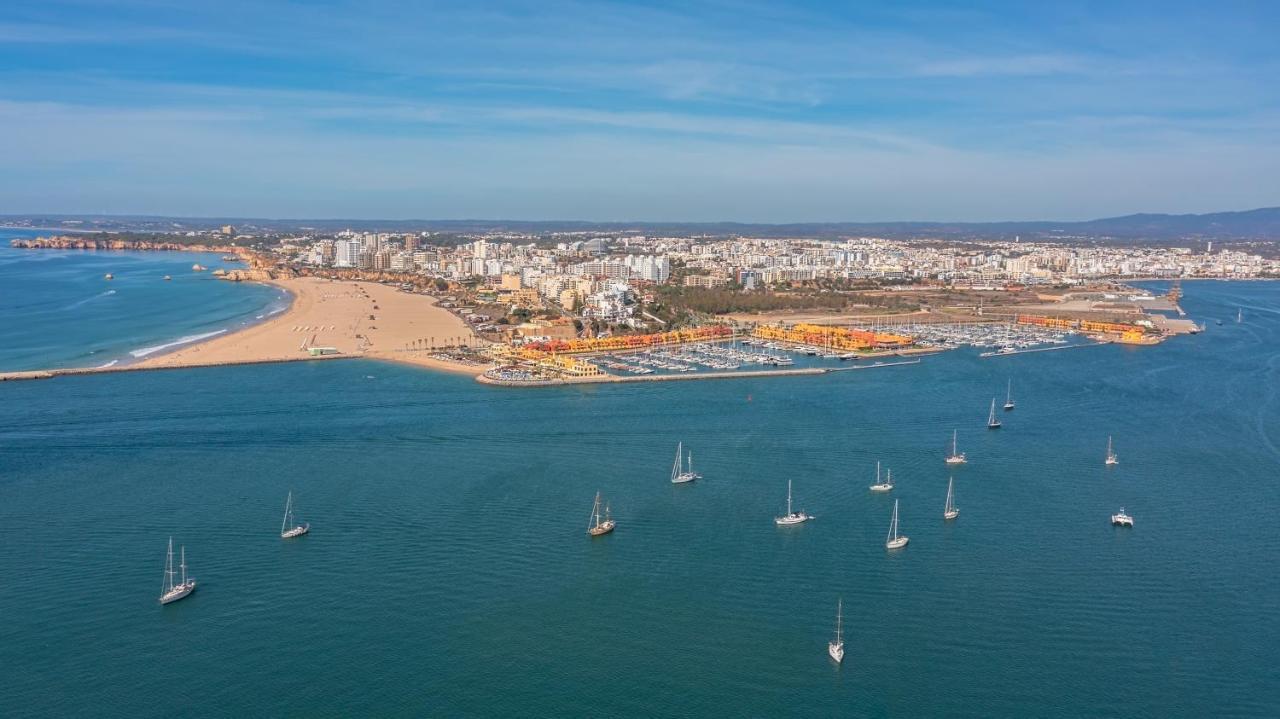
<box><xmin>9</xmin><ymin>235</ymin><xmax>243</xmax><ymax>253</ymax></box>
<box><xmin>216</xmin><ymin>268</ymin><xmax>279</xmax><ymax>282</ymax></box>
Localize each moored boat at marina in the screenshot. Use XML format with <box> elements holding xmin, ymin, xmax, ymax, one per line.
<box><xmin>868</xmin><ymin>461</ymin><xmax>893</xmax><ymax>492</ymax></box>
<box><xmin>158</xmin><ymin>538</ymin><xmax>196</xmax><ymax>605</ymax></box>
<box><xmin>885</xmin><ymin>499</ymin><xmax>908</xmax><ymax>549</ymax></box>
<box><xmin>280</xmin><ymin>491</ymin><xmax>310</xmax><ymax>538</ymax></box>
<box><xmin>945</xmin><ymin>430</ymin><xmax>966</xmax><ymax>464</ymax></box>
<box><xmin>670</xmin><ymin>441</ymin><xmax>700</xmax><ymax>483</ymax></box>
<box><xmin>588</xmin><ymin>492</ymin><xmax>616</xmax><ymax>536</ymax></box>
<box><xmin>774</xmin><ymin>480</ymin><xmax>812</xmax><ymax>525</ymax></box>
<box><xmin>828</xmin><ymin>597</ymin><xmax>845</xmax><ymax>664</ymax></box>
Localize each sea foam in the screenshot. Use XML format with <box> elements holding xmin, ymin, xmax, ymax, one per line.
<box><xmin>129</xmin><ymin>329</ymin><xmax>227</xmax><ymax>358</ymax></box>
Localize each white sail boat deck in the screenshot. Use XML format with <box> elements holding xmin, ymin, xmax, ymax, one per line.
<box><xmin>1105</xmin><ymin>436</ymin><xmax>1119</xmax><ymax>466</ymax></box>
<box><xmin>944</xmin><ymin>477</ymin><xmax>959</xmax><ymax>520</ymax></box>
<box><xmin>1111</xmin><ymin>507</ymin><xmax>1133</xmax><ymax>527</ymax></box>
<box><xmin>885</xmin><ymin>499</ymin><xmax>908</xmax><ymax>549</ymax></box>
<box><xmin>828</xmin><ymin>597</ymin><xmax>845</xmax><ymax>664</ymax></box>
<box><xmin>774</xmin><ymin>480</ymin><xmax>813</xmax><ymax>525</ymax></box>
<box><xmin>158</xmin><ymin>537</ymin><xmax>196</xmax><ymax>605</ymax></box>
<box><xmin>280</xmin><ymin>491</ymin><xmax>310</xmax><ymax>539</ymax></box>
<box><xmin>868</xmin><ymin>461</ymin><xmax>894</xmax><ymax>492</ymax></box>
<box><xmin>670</xmin><ymin>441</ymin><xmax>701</xmax><ymax>484</ymax></box>
<box><xmin>587</xmin><ymin>491</ymin><xmax>616</xmax><ymax>536</ymax></box>
<box><xmin>945</xmin><ymin>429</ymin><xmax>967</xmax><ymax>465</ymax></box>
<box><xmin>987</xmin><ymin>398</ymin><xmax>1002</xmax><ymax>429</ymax></box>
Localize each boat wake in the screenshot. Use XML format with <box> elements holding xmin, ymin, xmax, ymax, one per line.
<box><xmin>129</xmin><ymin>329</ymin><xmax>227</xmax><ymax>358</ymax></box>
<box><xmin>63</xmin><ymin>289</ymin><xmax>117</xmax><ymax>310</ymax></box>
<box><xmin>97</xmin><ymin>359</ymin><xmax>119</xmax><ymax>369</ymax></box>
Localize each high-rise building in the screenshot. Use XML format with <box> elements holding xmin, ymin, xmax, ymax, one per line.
<box><xmin>334</xmin><ymin>239</ymin><xmax>362</xmax><ymax>268</ymax></box>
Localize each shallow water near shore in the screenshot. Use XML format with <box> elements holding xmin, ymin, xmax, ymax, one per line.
<box><xmin>0</xmin><ymin>279</ymin><xmax>1278</xmax><ymax>717</ymax></box>
<box><xmin>0</xmin><ymin>231</ymin><xmax>284</xmax><ymax>371</ymax></box>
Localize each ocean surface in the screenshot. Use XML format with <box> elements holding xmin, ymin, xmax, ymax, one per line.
<box><xmin>0</xmin><ymin>271</ymin><xmax>1278</xmax><ymax>717</ymax></box>
<box><xmin>0</xmin><ymin>229</ymin><xmax>286</xmax><ymax>371</ymax></box>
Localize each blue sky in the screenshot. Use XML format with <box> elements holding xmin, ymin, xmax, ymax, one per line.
<box><xmin>1</xmin><ymin>1</ymin><xmax>1277</xmax><ymax>221</ymax></box>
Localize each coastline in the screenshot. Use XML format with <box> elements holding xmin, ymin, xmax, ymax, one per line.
<box><xmin>0</xmin><ymin>275</ymin><xmax>484</xmax><ymax>381</ymax></box>
<box><xmin>134</xmin><ymin>276</ymin><xmax>482</xmax><ymax>373</ymax></box>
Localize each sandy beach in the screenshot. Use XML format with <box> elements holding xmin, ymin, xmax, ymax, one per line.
<box><xmin>137</xmin><ymin>277</ymin><xmax>483</xmax><ymax>373</ymax></box>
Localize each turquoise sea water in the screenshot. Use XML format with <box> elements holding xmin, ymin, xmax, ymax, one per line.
<box><xmin>0</xmin><ymin>229</ymin><xmax>285</xmax><ymax>371</ymax></box>
<box><xmin>0</xmin><ymin>266</ymin><xmax>1278</xmax><ymax>717</ymax></box>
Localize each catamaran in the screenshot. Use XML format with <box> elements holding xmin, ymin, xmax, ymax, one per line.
<box><xmin>774</xmin><ymin>480</ymin><xmax>813</xmax><ymax>525</ymax></box>
<box><xmin>987</xmin><ymin>398</ymin><xmax>1002</xmax><ymax>429</ymax></box>
<box><xmin>670</xmin><ymin>441</ymin><xmax>700</xmax><ymax>484</ymax></box>
<box><xmin>944</xmin><ymin>477</ymin><xmax>959</xmax><ymax>520</ymax></box>
<box><xmin>280</xmin><ymin>491</ymin><xmax>310</xmax><ymax>538</ymax></box>
<box><xmin>587</xmin><ymin>491</ymin><xmax>616</xmax><ymax>536</ymax></box>
<box><xmin>828</xmin><ymin>597</ymin><xmax>845</xmax><ymax>664</ymax></box>
<box><xmin>158</xmin><ymin>537</ymin><xmax>196</xmax><ymax>605</ymax></box>
<box><xmin>885</xmin><ymin>499</ymin><xmax>908</xmax><ymax>549</ymax></box>
<box><xmin>1105</xmin><ymin>436</ymin><xmax>1119</xmax><ymax>466</ymax></box>
<box><xmin>1111</xmin><ymin>507</ymin><xmax>1133</xmax><ymax>527</ymax></box>
<box><xmin>1003</xmin><ymin>379</ymin><xmax>1015</xmax><ymax>411</ymax></box>
<box><xmin>945</xmin><ymin>430</ymin><xmax>967</xmax><ymax>465</ymax></box>
<box><xmin>868</xmin><ymin>462</ymin><xmax>893</xmax><ymax>492</ymax></box>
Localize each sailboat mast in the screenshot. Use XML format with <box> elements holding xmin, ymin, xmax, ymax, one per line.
<box><xmin>282</xmin><ymin>492</ymin><xmax>292</xmax><ymax>534</ymax></box>
<box><xmin>786</xmin><ymin>480</ymin><xmax>793</xmax><ymax>515</ymax></box>
<box><xmin>164</xmin><ymin>537</ymin><xmax>175</xmax><ymax>592</ymax></box>
<box><xmin>1007</xmin><ymin>379</ymin><xmax>1012</xmax><ymax>404</ymax></box>
<box><xmin>180</xmin><ymin>546</ymin><xmax>187</xmax><ymax>585</ymax></box>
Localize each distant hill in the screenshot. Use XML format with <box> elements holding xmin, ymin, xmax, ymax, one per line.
<box><xmin>4</xmin><ymin>206</ymin><xmax>1280</xmax><ymax>241</ymax></box>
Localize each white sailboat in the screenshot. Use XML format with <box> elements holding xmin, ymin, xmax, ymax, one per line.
<box><xmin>944</xmin><ymin>477</ymin><xmax>959</xmax><ymax>520</ymax></box>
<box><xmin>774</xmin><ymin>480</ymin><xmax>813</xmax><ymax>525</ymax></box>
<box><xmin>280</xmin><ymin>491</ymin><xmax>310</xmax><ymax>538</ymax></box>
<box><xmin>1003</xmin><ymin>379</ymin><xmax>1015</xmax><ymax>411</ymax></box>
<box><xmin>1111</xmin><ymin>507</ymin><xmax>1134</xmax><ymax>527</ymax></box>
<box><xmin>828</xmin><ymin>597</ymin><xmax>845</xmax><ymax>664</ymax></box>
<box><xmin>868</xmin><ymin>461</ymin><xmax>894</xmax><ymax>492</ymax></box>
<box><xmin>587</xmin><ymin>491</ymin><xmax>616</xmax><ymax>536</ymax></box>
<box><xmin>945</xmin><ymin>429</ymin><xmax>967</xmax><ymax>465</ymax></box>
<box><xmin>885</xmin><ymin>499</ymin><xmax>908</xmax><ymax>549</ymax></box>
<box><xmin>986</xmin><ymin>398</ymin><xmax>1002</xmax><ymax>429</ymax></box>
<box><xmin>158</xmin><ymin>537</ymin><xmax>196</xmax><ymax>605</ymax></box>
<box><xmin>1105</xmin><ymin>436</ymin><xmax>1119</xmax><ymax>466</ymax></box>
<box><xmin>670</xmin><ymin>441</ymin><xmax>700</xmax><ymax>484</ymax></box>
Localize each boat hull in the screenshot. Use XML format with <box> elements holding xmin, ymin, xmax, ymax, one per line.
<box><xmin>281</xmin><ymin>524</ymin><xmax>310</xmax><ymax>539</ymax></box>
<box><xmin>944</xmin><ymin>509</ymin><xmax>959</xmax><ymax>520</ymax></box>
<box><xmin>886</xmin><ymin>537</ymin><xmax>909</xmax><ymax>550</ymax></box>
<box><xmin>828</xmin><ymin>642</ymin><xmax>844</xmax><ymax>663</ymax></box>
<box><xmin>945</xmin><ymin>457</ymin><xmax>966</xmax><ymax>465</ymax></box>
<box><xmin>774</xmin><ymin>514</ymin><xmax>811</xmax><ymax>526</ymax></box>
<box><xmin>868</xmin><ymin>484</ymin><xmax>893</xmax><ymax>492</ymax></box>
<box><xmin>588</xmin><ymin>520</ymin><xmax>616</xmax><ymax>536</ymax></box>
<box><xmin>159</xmin><ymin>581</ymin><xmax>196</xmax><ymax>605</ymax></box>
